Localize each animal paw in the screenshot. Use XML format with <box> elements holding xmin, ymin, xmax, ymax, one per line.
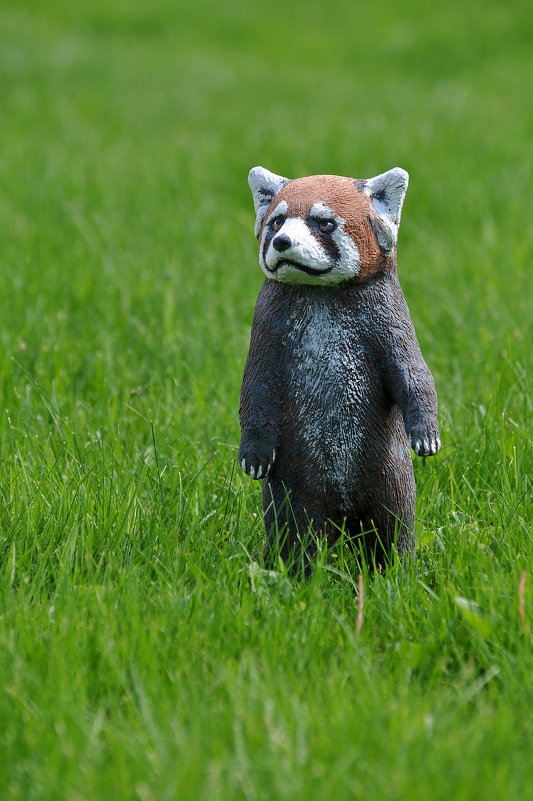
<box><xmin>409</xmin><ymin>424</ymin><xmax>441</xmax><ymax>457</ymax></box>
<box><xmin>238</xmin><ymin>432</ymin><xmax>277</xmax><ymax>479</ymax></box>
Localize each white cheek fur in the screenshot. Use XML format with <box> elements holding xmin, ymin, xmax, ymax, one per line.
<box><xmin>331</xmin><ymin>225</ymin><xmax>360</xmax><ymax>274</ymax></box>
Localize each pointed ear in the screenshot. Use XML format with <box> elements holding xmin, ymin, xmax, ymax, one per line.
<box><xmin>248</xmin><ymin>167</ymin><xmax>290</xmax><ymax>237</ymax></box>
<box><xmin>364</xmin><ymin>167</ymin><xmax>409</xmax><ymax>250</ymax></box>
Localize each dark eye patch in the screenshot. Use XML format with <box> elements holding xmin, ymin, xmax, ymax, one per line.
<box><xmin>306</xmin><ymin>217</ymin><xmax>340</xmax><ymax>264</ymax></box>
<box><xmin>270</xmin><ymin>215</ymin><xmax>286</xmax><ymax>232</ymax></box>
<box><xmin>317</xmin><ymin>219</ymin><xmax>336</xmax><ymax>233</ymax></box>
<box><xmin>308</xmin><ymin>216</ymin><xmax>337</xmax><ymax>235</ymax></box>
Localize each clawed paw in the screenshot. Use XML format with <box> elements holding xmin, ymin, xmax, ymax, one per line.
<box><xmin>409</xmin><ymin>426</ymin><xmax>441</xmax><ymax>457</ymax></box>
<box><xmin>240</xmin><ymin>450</ymin><xmax>276</xmax><ymax>479</ymax></box>
<box><xmin>239</xmin><ymin>432</ymin><xmax>277</xmax><ymax>479</ymax></box>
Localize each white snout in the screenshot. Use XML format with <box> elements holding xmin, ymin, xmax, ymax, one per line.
<box><xmin>258</xmin><ymin>203</ymin><xmax>361</xmax><ymax>286</ymax></box>
<box><xmin>264</xmin><ymin>218</ymin><xmax>329</xmax><ymax>274</ymax></box>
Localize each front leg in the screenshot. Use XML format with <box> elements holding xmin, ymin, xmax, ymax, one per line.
<box><xmin>368</xmin><ymin>276</ymin><xmax>441</xmax><ymax>459</ymax></box>
<box><xmin>239</xmin><ymin>291</ymin><xmax>283</xmax><ymax>480</ymax></box>
<box><xmin>392</xmin><ymin>359</ymin><xmax>441</xmax><ymax>457</ymax></box>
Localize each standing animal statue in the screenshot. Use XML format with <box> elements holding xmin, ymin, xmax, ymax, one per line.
<box><xmin>239</xmin><ymin>166</ymin><xmax>440</xmax><ymax>569</ymax></box>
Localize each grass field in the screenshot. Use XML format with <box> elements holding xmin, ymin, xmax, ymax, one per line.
<box><xmin>1</xmin><ymin>0</ymin><xmax>532</xmax><ymax>798</ymax></box>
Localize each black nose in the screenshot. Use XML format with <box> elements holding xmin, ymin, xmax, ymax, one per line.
<box><xmin>272</xmin><ymin>234</ymin><xmax>291</xmax><ymax>252</ymax></box>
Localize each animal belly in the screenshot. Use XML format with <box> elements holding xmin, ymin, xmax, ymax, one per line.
<box><xmin>280</xmin><ymin>301</ymin><xmax>382</xmax><ymax>508</ymax></box>
<box><xmin>297</xmin><ymin>410</ymin><xmax>359</xmax><ymax>493</ymax></box>
<box><xmin>282</xmin><ymin>365</ymin><xmax>370</xmax><ymax>508</ymax></box>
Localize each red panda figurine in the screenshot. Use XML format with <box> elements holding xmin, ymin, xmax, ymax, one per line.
<box><xmin>239</xmin><ymin>167</ymin><xmax>440</xmax><ymax>570</ymax></box>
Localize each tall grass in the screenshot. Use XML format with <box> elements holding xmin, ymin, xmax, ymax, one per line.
<box><xmin>0</xmin><ymin>1</ymin><xmax>531</xmax><ymax>798</ymax></box>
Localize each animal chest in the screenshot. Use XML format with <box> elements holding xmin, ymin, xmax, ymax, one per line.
<box><xmin>279</xmin><ymin>300</ymin><xmax>378</xmax><ymax>485</ymax></box>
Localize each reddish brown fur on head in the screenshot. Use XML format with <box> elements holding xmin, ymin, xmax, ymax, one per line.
<box><xmin>265</xmin><ymin>176</ymin><xmax>386</xmax><ymax>281</ymax></box>
<box><xmin>248</xmin><ymin>167</ymin><xmax>409</xmax><ymax>285</ymax></box>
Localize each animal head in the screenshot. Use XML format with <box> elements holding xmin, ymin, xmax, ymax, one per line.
<box><xmin>248</xmin><ymin>167</ymin><xmax>409</xmax><ymax>285</ymax></box>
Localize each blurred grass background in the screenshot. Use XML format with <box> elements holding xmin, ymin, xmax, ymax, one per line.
<box><xmin>0</xmin><ymin>1</ymin><xmax>532</xmax><ymax>799</ymax></box>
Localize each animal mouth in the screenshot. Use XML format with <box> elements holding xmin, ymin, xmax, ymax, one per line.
<box><xmin>268</xmin><ymin>258</ymin><xmax>333</xmax><ymax>276</ymax></box>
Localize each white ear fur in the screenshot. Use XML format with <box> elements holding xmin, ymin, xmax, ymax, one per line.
<box><xmin>248</xmin><ymin>166</ymin><xmax>290</xmax><ymax>237</ymax></box>
<box><xmin>364</xmin><ymin>167</ymin><xmax>409</xmax><ymax>250</ymax></box>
